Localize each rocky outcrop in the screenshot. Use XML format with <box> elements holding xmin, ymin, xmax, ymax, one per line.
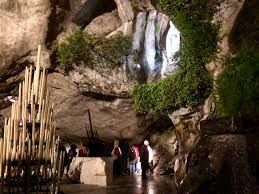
<box><xmin>0</xmin><ymin>0</ymin><xmax>51</xmax><ymax>70</ymax></box>
<box><xmin>72</xmin><ymin>0</ymin><xmax>117</xmax><ymax>28</ymax></box>
<box><xmin>69</xmin><ymin>65</ymin><xmax>135</xmax><ymax>97</ymax></box>
<box><xmin>176</xmin><ymin>118</ymin><xmax>258</xmax><ymax>194</ymax></box>
<box><xmin>178</xmin><ymin>135</ymin><xmax>256</xmax><ymax>194</ymax></box>
<box><xmin>84</xmin><ymin>10</ymin><xmax>122</xmax><ymax>37</ymax></box>
<box><xmin>150</xmin><ymin>129</ymin><xmax>178</xmax><ymax>175</ymax></box>
<box><xmin>206</xmin><ymin>0</ymin><xmax>245</xmax><ymax>78</ymax></box>
<box><xmin>229</xmin><ymin>0</ymin><xmax>259</xmax><ymax>52</ymax></box>
<box><xmin>68</xmin><ymin>157</ymin><xmax>113</xmax><ymax>186</ymax></box>
<box><xmin>0</xmin><ymin>0</ymin><xmax>177</xmax><ymax>145</ymax></box>
<box><xmin>165</xmin><ymin>0</ymin><xmax>249</xmax><ymax>188</ymax></box>
<box><xmin>114</xmin><ymin>0</ymin><xmax>134</xmax><ymax>23</ymax></box>
<box><xmin>44</xmin><ymin>72</ymin><xmax>172</xmax><ymax>143</ymax></box>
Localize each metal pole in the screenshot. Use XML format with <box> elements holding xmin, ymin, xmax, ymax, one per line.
<box><xmin>87</xmin><ymin>110</ymin><xmax>94</xmax><ymax>139</ymax></box>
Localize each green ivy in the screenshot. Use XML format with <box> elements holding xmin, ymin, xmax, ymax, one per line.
<box><xmin>53</xmin><ymin>30</ymin><xmax>132</xmax><ymax>73</ymax></box>
<box><xmin>131</xmin><ymin>65</ymin><xmax>212</xmax><ymax>113</ymax></box>
<box><xmin>131</xmin><ymin>0</ymin><xmax>218</xmax><ymax>113</ymax></box>
<box><xmin>215</xmin><ymin>50</ymin><xmax>259</xmax><ymax>117</ymax></box>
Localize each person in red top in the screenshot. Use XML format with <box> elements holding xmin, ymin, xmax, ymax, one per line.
<box><xmin>79</xmin><ymin>142</ymin><xmax>89</xmax><ymax>157</ymax></box>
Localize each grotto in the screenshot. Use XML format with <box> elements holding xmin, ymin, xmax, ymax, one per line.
<box><xmin>0</xmin><ymin>0</ymin><xmax>259</xmax><ymax>193</ymax></box>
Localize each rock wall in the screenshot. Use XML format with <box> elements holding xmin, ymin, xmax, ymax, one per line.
<box><xmin>0</xmin><ymin>0</ymin><xmax>176</xmax><ymax>144</ymax></box>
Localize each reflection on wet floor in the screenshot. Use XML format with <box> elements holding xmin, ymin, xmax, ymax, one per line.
<box><xmin>62</xmin><ymin>175</ymin><xmax>176</xmax><ymax>194</ymax></box>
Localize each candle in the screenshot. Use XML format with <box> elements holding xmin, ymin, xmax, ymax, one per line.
<box><xmin>0</xmin><ymin>139</ymin><xmax>3</xmax><ymax>178</ymax></box>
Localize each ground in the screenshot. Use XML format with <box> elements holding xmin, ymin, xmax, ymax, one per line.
<box><xmin>61</xmin><ymin>175</ymin><xmax>176</xmax><ymax>194</ymax></box>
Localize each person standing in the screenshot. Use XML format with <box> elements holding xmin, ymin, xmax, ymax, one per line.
<box><xmin>111</xmin><ymin>140</ymin><xmax>122</xmax><ymax>176</ymax></box>
<box><xmin>119</xmin><ymin>140</ymin><xmax>129</xmax><ymax>175</ymax></box>
<box><xmin>140</xmin><ymin>140</ymin><xmax>149</xmax><ymax>179</ymax></box>
<box><xmin>135</xmin><ymin>145</ymin><xmax>141</xmax><ymax>175</ymax></box>
<box><xmin>67</xmin><ymin>144</ymin><xmax>77</xmax><ymax>173</ymax></box>
<box><xmin>147</xmin><ymin>142</ymin><xmax>154</xmax><ymax>174</ymax></box>
<box><xmin>128</xmin><ymin>145</ymin><xmax>137</xmax><ymax>174</ymax></box>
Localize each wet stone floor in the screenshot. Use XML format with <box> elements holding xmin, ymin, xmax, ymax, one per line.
<box><xmin>61</xmin><ymin>175</ymin><xmax>176</xmax><ymax>194</ymax></box>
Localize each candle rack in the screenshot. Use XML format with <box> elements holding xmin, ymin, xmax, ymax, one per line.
<box><xmin>0</xmin><ymin>45</ymin><xmax>64</xmax><ymax>194</ymax></box>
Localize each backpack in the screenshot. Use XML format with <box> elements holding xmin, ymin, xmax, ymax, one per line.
<box><xmin>68</xmin><ymin>149</ymin><xmax>75</xmax><ymax>160</ymax></box>
<box><xmin>129</xmin><ymin>149</ymin><xmax>136</xmax><ymax>161</ymax></box>
<box><xmin>114</xmin><ymin>147</ymin><xmax>121</xmax><ymax>157</ymax></box>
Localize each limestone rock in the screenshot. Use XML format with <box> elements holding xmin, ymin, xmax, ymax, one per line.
<box><xmin>68</xmin><ymin>157</ymin><xmax>114</xmax><ymax>186</ymax></box>
<box><xmin>68</xmin><ymin>157</ymin><xmax>83</xmax><ymax>182</ymax></box>
<box><xmin>178</xmin><ymin>135</ymin><xmax>257</xmax><ymax>194</ymax></box>
<box><xmin>0</xmin><ymin>0</ymin><xmax>51</xmax><ymax>70</ymax></box>
<box><xmin>80</xmin><ymin>157</ymin><xmax>113</xmax><ymax>186</ymax></box>
<box><xmin>114</xmin><ymin>0</ymin><xmax>134</xmax><ymax>23</ymax></box>
<box><xmin>46</xmin><ymin>72</ymin><xmax>157</xmax><ymax>143</ymax></box>
<box><xmin>106</xmin><ymin>21</ymin><xmax>133</xmax><ymax>37</ymax></box>
<box><xmin>150</xmin><ymin>129</ymin><xmax>178</xmax><ymax>175</ymax></box>
<box><xmin>207</xmin><ymin>0</ymin><xmax>245</xmax><ymax>78</ymax></box>
<box><xmin>84</xmin><ymin>10</ymin><xmax>122</xmax><ymax>37</ymax></box>
<box><xmin>69</xmin><ymin>66</ymin><xmax>136</xmax><ymax>97</ymax></box>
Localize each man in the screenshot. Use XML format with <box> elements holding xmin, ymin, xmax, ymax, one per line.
<box><xmin>128</xmin><ymin>145</ymin><xmax>137</xmax><ymax>174</ymax></box>
<box><xmin>140</xmin><ymin>140</ymin><xmax>149</xmax><ymax>179</ymax></box>
<box><xmin>147</xmin><ymin>142</ymin><xmax>154</xmax><ymax>174</ymax></box>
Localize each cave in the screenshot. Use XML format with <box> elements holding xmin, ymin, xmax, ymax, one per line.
<box><xmin>0</xmin><ymin>0</ymin><xmax>258</xmax><ymax>193</ymax></box>
<box><xmin>228</xmin><ymin>1</ymin><xmax>259</xmax><ymax>184</ymax></box>
<box><xmin>229</xmin><ymin>0</ymin><xmax>259</xmax><ymax>53</ymax></box>
<box><xmin>72</xmin><ymin>0</ymin><xmax>117</xmax><ymax>28</ymax></box>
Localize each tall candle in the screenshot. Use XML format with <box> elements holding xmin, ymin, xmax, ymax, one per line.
<box><xmin>0</xmin><ymin>139</ymin><xmax>3</xmax><ymax>178</ymax></box>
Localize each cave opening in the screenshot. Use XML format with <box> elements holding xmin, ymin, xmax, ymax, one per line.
<box><xmin>72</xmin><ymin>0</ymin><xmax>118</xmax><ymax>28</ymax></box>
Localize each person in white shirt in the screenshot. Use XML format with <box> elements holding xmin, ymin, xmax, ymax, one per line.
<box><xmin>146</xmin><ymin>140</ymin><xmax>154</xmax><ymax>174</ymax></box>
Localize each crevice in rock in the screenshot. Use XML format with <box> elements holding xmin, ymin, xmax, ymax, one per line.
<box><xmin>81</xmin><ymin>91</ymin><xmax>127</xmax><ymax>102</ymax></box>
<box><xmin>141</xmin><ymin>115</ymin><xmax>174</xmax><ymax>139</ymax></box>
<box><xmin>0</xmin><ymin>53</ymin><xmax>31</xmax><ymax>82</ymax></box>
<box><xmin>72</xmin><ymin>0</ymin><xmax>117</xmax><ymax>28</ymax></box>
<box><xmin>229</xmin><ymin>0</ymin><xmax>259</xmax><ymax>53</ymax></box>
<box><xmin>45</xmin><ymin>0</ymin><xmax>70</xmax><ymax>48</ymax></box>
<box><xmin>0</xmin><ymin>55</ymin><xmax>33</xmax><ymax>110</ymax></box>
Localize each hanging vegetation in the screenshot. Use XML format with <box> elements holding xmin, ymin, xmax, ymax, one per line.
<box><xmin>131</xmin><ymin>0</ymin><xmax>219</xmax><ymax>113</ymax></box>
<box><xmin>215</xmin><ymin>50</ymin><xmax>259</xmax><ymax>117</ymax></box>
<box><xmin>53</xmin><ymin>30</ymin><xmax>132</xmax><ymax>73</ymax></box>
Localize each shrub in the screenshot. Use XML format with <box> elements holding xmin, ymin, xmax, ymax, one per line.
<box><xmin>215</xmin><ymin>50</ymin><xmax>259</xmax><ymax>117</ymax></box>
<box><xmin>131</xmin><ymin>65</ymin><xmax>212</xmax><ymax>113</ymax></box>
<box><xmin>53</xmin><ymin>30</ymin><xmax>132</xmax><ymax>73</ymax></box>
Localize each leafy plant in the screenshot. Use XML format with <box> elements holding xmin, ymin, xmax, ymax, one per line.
<box><xmin>131</xmin><ymin>65</ymin><xmax>212</xmax><ymax>113</ymax></box>
<box><xmin>215</xmin><ymin>50</ymin><xmax>259</xmax><ymax>117</ymax></box>
<box><xmin>53</xmin><ymin>30</ymin><xmax>132</xmax><ymax>73</ymax></box>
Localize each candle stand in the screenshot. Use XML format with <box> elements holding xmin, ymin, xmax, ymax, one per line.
<box><xmin>0</xmin><ymin>45</ymin><xmax>64</xmax><ymax>194</ymax></box>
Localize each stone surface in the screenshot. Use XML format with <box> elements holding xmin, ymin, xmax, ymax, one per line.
<box><xmin>228</xmin><ymin>0</ymin><xmax>259</xmax><ymax>52</ymax></box>
<box><xmin>106</xmin><ymin>21</ymin><xmax>133</xmax><ymax>37</ymax></box>
<box><xmin>46</xmin><ymin>72</ymin><xmax>164</xmax><ymax>143</ymax></box>
<box><xmin>80</xmin><ymin>157</ymin><xmax>113</xmax><ymax>186</ymax></box>
<box><xmin>62</xmin><ymin>175</ymin><xmax>176</xmax><ymax>194</ymax></box>
<box><xmin>68</xmin><ymin>157</ymin><xmax>113</xmax><ymax>186</ymax></box>
<box><xmin>84</xmin><ymin>10</ymin><xmax>122</xmax><ymax>37</ymax></box>
<box><xmin>72</xmin><ymin>0</ymin><xmax>104</xmax><ymax>27</ymax></box>
<box><xmin>0</xmin><ymin>0</ymin><xmax>51</xmax><ymax>70</ymax></box>
<box><xmin>69</xmin><ymin>63</ymin><xmax>135</xmax><ymax>97</ymax></box>
<box><xmin>150</xmin><ymin>129</ymin><xmax>178</xmax><ymax>175</ymax></box>
<box><xmin>114</xmin><ymin>0</ymin><xmax>134</xmax><ymax>23</ymax></box>
<box><xmin>206</xmin><ymin>0</ymin><xmax>245</xmax><ymax>78</ymax></box>
<box><xmin>178</xmin><ymin>134</ymin><xmax>257</xmax><ymax>194</ymax></box>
